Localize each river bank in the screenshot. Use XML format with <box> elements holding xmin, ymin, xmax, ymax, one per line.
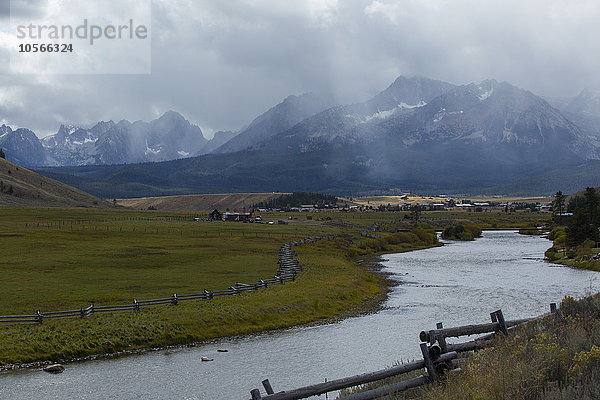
<box><xmin>2</xmin><ymin>231</ymin><xmax>595</xmax><ymax>400</ymax></box>
<box><xmin>0</xmin><ymin>251</ymin><xmax>399</xmax><ymax>372</ymax></box>
<box><xmin>0</xmin><ymin>231</ymin><xmax>440</xmax><ymax>369</ymax></box>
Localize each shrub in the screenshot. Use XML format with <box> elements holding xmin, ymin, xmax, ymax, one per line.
<box><xmin>464</xmin><ymin>224</ymin><xmax>482</xmax><ymax>238</ymax></box>
<box><xmin>545</xmin><ymin>247</ymin><xmax>559</xmax><ymax>261</ymax></box>
<box><xmin>548</xmin><ymin>226</ymin><xmax>566</xmax><ymax>241</ymax></box>
<box><xmin>442</xmin><ymin>225</ymin><xmax>477</xmax><ymax>241</ymax></box>
<box><xmin>364</xmin><ymin>238</ymin><xmax>388</xmax><ymax>252</ymax></box>
<box><xmin>413</xmin><ymin>229</ymin><xmax>438</xmax><ymax>245</ymax></box>
<box><xmin>386</xmin><ymin>232</ymin><xmax>417</xmax><ymax>245</ymax></box>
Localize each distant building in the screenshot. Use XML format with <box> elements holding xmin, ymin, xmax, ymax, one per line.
<box><xmin>431</xmin><ymin>203</ymin><xmax>445</xmax><ymax>210</ymax></box>
<box><xmin>223</xmin><ymin>211</ymin><xmax>253</xmax><ymax>222</ymax></box>
<box><xmin>209</xmin><ymin>209</ymin><xmax>222</xmax><ymax>221</ymax></box>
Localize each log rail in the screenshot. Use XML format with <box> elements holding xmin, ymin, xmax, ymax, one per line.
<box><xmin>247</xmin><ymin>304</ymin><xmax>558</xmax><ymax>400</ymax></box>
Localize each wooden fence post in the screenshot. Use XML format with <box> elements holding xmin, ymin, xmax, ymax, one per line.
<box><xmin>134</xmin><ymin>299</ymin><xmax>139</xmax><ymax>311</ymax></box>
<box><xmin>35</xmin><ymin>310</ymin><xmax>43</xmax><ymax>324</ymax></box>
<box><xmin>262</xmin><ymin>379</ymin><xmax>275</xmax><ymax>395</ymax></box>
<box><xmin>435</xmin><ymin>335</ymin><xmax>447</xmax><ymax>354</ymax></box>
<box><xmin>493</xmin><ymin>310</ymin><xmax>508</xmax><ymax>335</ymax></box>
<box><xmin>550</xmin><ymin>303</ymin><xmax>557</xmax><ymax>313</ymax></box>
<box><xmin>420</xmin><ymin>342</ymin><xmax>437</xmax><ymax>382</ymax></box>
<box><xmin>428</xmin><ymin>330</ymin><xmax>436</xmax><ymax>345</ymax></box>
<box><xmin>171</xmin><ymin>293</ymin><xmax>178</xmax><ymax>306</ymax></box>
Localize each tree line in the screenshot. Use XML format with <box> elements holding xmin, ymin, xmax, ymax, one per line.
<box><xmin>253</xmin><ymin>192</ymin><xmax>338</xmax><ymax>210</ymax></box>
<box><xmin>552</xmin><ymin>187</ymin><xmax>600</xmax><ymax>247</ymax></box>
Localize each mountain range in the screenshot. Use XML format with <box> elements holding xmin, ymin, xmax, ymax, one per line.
<box><xmin>5</xmin><ymin>76</ymin><xmax>600</xmax><ymax>196</ymax></box>
<box><xmin>0</xmin><ymin>93</ymin><xmax>336</xmax><ymax>168</ymax></box>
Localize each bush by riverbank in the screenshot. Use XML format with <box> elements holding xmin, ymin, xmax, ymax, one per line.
<box><xmin>545</xmin><ymin>226</ymin><xmax>600</xmax><ymax>272</ymax></box>
<box><xmin>441</xmin><ymin>224</ymin><xmax>482</xmax><ymax>241</ymax></box>
<box><xmin>518</xmin><ymin>227</ymin><xmax>546</xmax><ymax>235</ymax></box>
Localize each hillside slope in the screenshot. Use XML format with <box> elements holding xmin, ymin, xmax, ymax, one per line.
<box><xmin>117</xmin><ymin>193</ymin><xmax>287</xmax><ymax>211</ymax></box>
<box><xmin>0</xmin><ymin>158</ymin><xmax>111</xmax><ymax>207</ymax></box>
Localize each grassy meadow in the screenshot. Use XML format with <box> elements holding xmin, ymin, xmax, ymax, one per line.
<box><xmin>0</xmin><ymin>207</ymin><xmax>437</xmax><ymax>365</ymax></box>
<box><xmin>0</xmin><ymin>207</ymin><xmax>552</xmax><ymax>366</ymax></box>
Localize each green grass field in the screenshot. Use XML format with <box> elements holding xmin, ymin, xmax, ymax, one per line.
<box><xmin>0</xmin><ymin>207</ymin><xmax>410</xmax><ymax>365</ymax></box>
<box><xmin>0</xmin><ymin>207</ymin><xmax>551</xmax><ymax>365</ymax></box>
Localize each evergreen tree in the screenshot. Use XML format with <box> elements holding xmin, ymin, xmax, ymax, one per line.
<box><xmin>410</xmin><ymin>205</ymin><xmax>421</xmax><ymax>227</ymax></box>
<box><xmin>567</xmin><ymin>207</ymin><xmax>595</xmax><ymax>246</ymax></box>
<box><xmin>584</xmin><ymin>187</ymin><xmax>600</xmax><ymax>230</ymax></box>
<box><xmin>552</xmin><ymin>190</ymin><xmax>566</xmax><ymax>223</ymax></box>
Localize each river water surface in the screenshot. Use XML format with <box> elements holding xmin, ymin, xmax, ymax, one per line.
<box><xmin>1</xmin><ymin>231</ymin><xmax>598</xmax><ymax>399</ymax></box>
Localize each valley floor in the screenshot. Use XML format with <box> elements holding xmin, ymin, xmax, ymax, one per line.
<box><xmin>0</xmin><ymin>208</ymin><xmax>548</xmax><ymax>367</ymax></box>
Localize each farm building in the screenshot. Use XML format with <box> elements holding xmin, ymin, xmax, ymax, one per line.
<box><xmin>223</xmin><ymin>211</ymin><xmax>253</xmax><ymax>222</ymax></box>
<box><xmin>209</xmin><ymin>209</ymin><xmax>223</xmax><ymax>221</ymax></box>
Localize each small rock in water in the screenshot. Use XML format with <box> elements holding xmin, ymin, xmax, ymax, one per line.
<box><xmin>217</xmin><ymin>349</ymin><xmax>228</xmax><ymax>353</ymax></box>
<box><xmin>43</xmin><ymin>364</ymin><xmax>65</xmax><ymax>374</ymax></box>
<box><xmin>201</xmin><ymin>356</ymin><xmax>214</xmax><ymax>362</ymax></box>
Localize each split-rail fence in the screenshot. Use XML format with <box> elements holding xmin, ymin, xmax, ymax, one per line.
<box><xmin>0</xmin><ymin>236</ymin><xmax>334</xmax><ymax>325</ymax></box>
<box><xmin>247</xmin><ymin>304</ymin><xmax>558</xmax><ymax>400</ymax></box>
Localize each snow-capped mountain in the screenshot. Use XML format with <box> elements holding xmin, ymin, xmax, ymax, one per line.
<box><xmin>40</xmin><ymin>111</ymin><xmax>208</xmax><ymax>166</ymax></box>
<box><xmin>42</xmin><ymin>122</ymin><xmax>113</xmax><ymax>165</ymax></box>
<box><xmin>213</xmin><ymin>93</ymin><xmax>335</xmax><ymax>154</ymax></box>
<box><xmin>248</xmin><ymin>76</ymin><xmax>455</xmax><ymax>154</ymax></box>
<box><xmin>554</xmin><ymin>88</ymin><xmax>600</xmax><ymax>144</ymax></box>
<box><xmin>388</xmin><ymin>79</ymin><xmax>592</xmax><ymax>155</ymax></box>
<box><xmin>566</xmin><ymin>88</ymin><xmax>600</xmax><ymax>117</ymax></box>
<box><xmin>0</xmin><ymin>124</ymin><xmax>54</xmax><ymax>167</ymax></box>
<box><xmin>197</xmin><ymin>130</ymin><xmax>237</xmax><ymax>155</ymax></box>
<box><xmin>7</xmin><ymin>75</ymin><xmax>600</xmax><ymax>197</ymax></box>
<box><xmin>259</xmin><ymin>79</ymin><xmax>593</xmax><ymax>159</ymax></box>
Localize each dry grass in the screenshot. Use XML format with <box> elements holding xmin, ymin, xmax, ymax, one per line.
<box><xmin>116</xmin><ymin>192</ymin><xmax>288</xmax><ymax>211</ymax></box>
<box><xmin>0</xmin><ymin>158</ymin><xmax>110</xmax><ymax>208</ymax></box>
<box><xmin>414</xmin><ymin>294</ymin><xmax>600</xmax><ymax>400</ymax></box>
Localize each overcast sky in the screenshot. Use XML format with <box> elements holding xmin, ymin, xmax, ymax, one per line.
<box><xmin>1</xmin><ymin>0</ymin><xmax>600</xmax><ymax>138</ymax></box>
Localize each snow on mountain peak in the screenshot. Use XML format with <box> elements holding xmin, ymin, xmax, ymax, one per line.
<box><xmin>478</xmin><ymin>87</ymin><xmax>494</xmax><ymax>101</ymax></box>
<box><xmin>360</xmin><ymin>101</ymin><xmax>427</xmax><ymax>123</ymax></box>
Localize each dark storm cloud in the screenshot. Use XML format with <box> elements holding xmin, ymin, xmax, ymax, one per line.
<box><xmin>1</xmin><ymin>0</ymin><xmax>600</xmax><ymax>137</ymax></box>
<box><xmin>0</xmin><ymin>2</ymin><xmax>8</xmax><ymax>20</ymax></box>
<box><xmin>5</xmin><ymin>0</ymin><xmax>48</xmax><ymax>19</ymax></box>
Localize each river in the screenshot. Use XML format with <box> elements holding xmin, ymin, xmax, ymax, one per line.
<box><xmin>1</xmin><ymin>231</ymin><xmax>598</xmax><ymax>399</ymax></box>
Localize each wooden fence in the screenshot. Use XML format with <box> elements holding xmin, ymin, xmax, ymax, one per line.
<box><xmin>247</xmin><ymin>304</ymin><xmax>558</xmax><ymax>400</ymax></box>
<box><xmin>0</xmin><ymin>236</ymin><xmax>335</xmax><ymax>325</ymax></box>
